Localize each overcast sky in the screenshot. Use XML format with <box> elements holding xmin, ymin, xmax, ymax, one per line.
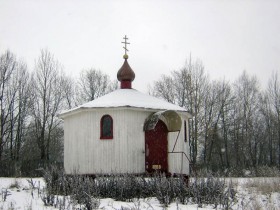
<box><xmin>0</xmin><ymin>0</ymin><xmax>279</xmax><ymax>92</ymax></box>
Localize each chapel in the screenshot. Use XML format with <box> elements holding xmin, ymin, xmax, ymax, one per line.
<box><xmin>59</xmin><ymin>36</ymin><xmax>192</xmax><ymax>178</ymax></box>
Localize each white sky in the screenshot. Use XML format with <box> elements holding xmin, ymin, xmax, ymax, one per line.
<box><xmin>0</xmin><ymin>0</ymin><xmax>279</xmax><ymax>92</ymax></box>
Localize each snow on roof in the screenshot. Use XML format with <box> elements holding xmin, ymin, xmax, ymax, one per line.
<box><xmin>60</xmin><ymin>89</ymin><xmax>187</xmax><ymax>117</ymax></box>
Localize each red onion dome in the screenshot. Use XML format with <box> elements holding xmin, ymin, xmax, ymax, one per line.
<box><xmin>117</xmin><ymin>56</ymin><xmax>135</xmax><ymax>89</ymax></box>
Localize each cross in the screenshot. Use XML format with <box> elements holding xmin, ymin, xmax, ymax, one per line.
<box><xmin>122</xmin><ymin>35</ymin><xmax>130</xmax><ymax>56</ymax></box>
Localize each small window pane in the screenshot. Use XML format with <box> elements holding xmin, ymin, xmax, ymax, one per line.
<box><xmin>102</xmin><ymin>116</ymin><xmax>112</xmax><ymax>137</ymax></box>
<box><xmin>101</xmin><ymin>115</ymin><xmax>113</xmax><ymax>139</ymax></box>
<box><xmin>184</xmin><ymin>120</ymin><xmax>187</xmax><ymax>142</ymax></box>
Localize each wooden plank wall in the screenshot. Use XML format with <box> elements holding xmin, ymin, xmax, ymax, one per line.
<box><xmin>64</xmin><ymin>109</ymin><xmax>190</xmax><ymax>175</ymax></box>
<box><xmin>64</xmin><ymin>109</ymin><xmax>150</xmax><ymax>174</ymax></box>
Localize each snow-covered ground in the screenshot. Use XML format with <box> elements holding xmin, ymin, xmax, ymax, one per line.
<box><xmin>0</xmin><ymin>177</ymin><xmax>279</xmax><ymax>209</ymax></box>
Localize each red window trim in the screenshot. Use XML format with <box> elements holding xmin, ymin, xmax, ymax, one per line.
<box><xmin>184</xmin><ymin>120</ymin><xmax>187</xmax><ymax>142</ymax></box>
<box><xmin>100</xmin><ymin>115</ymin><xmax>113</xmax><ymax>140</ymax></box>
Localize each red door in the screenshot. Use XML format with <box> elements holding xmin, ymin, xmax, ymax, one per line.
<box><xmin>145</xmin><ymin>120</ymin><xmax>168</xmax><ymax>173</ymax></box>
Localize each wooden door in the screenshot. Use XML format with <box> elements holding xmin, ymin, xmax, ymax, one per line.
<box><xmin>145</xmin><ymin>120</ymin><xmax>168</xmax><ymax>173</ymax></box>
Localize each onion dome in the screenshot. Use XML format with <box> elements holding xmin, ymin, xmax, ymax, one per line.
<box><xmin>117</xmin><ymin>35</ymin><xmax>135</xmax><ymax>89</ymax></box>
<box><xmin>117</xmin><ymin>56</ymin><xmax>135</xmax><ymax>89</ymax></box>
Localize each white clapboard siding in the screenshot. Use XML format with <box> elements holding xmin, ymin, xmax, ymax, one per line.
<box><xmin>167</xmin><ymin>115</ymin><xmax>189</xmax><ymax>175</ymax></box>
<box><xmin>64</xmin><ymin>108</ymin><xmax>152</xmax><ymax>174</ymax></box>
<box><xmin>64</xmin><ymin>107</ymin><xmax>190</xmax><ymax>175</ymax></box>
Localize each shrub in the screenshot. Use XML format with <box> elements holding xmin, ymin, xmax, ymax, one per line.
<box><xmin>96</xmin><ymin>174</ymin><xmax>154</xmax><ymax>201</ymax></box>
<box><xmin>245</xmin><ymin>177</ymin><xmax>280</xmax><ymax>194</ymax></box>
<box><xmin>9</xmin><ymin>179</ymin><xmax>20</xmax><ymax>189</ymax></box>
<box><xmin>189</xmin><ymin>175</ymin><xmax>236</xmax><ymax>208</ymax></box>
<box><xmin>195</xmin><ymin>165</ymin><xmax>280</xmax><ymax>177</ymax></box>
<box><xmin>43</xmin><ymin>167</ymin><xmax>236</xmax><ymax>209</ymax></box>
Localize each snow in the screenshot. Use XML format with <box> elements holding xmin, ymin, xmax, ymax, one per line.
<box><xmin>1</xmin><ymin>177</ymin><xmax>280</xmax><ymax>209</ymax></box>
<box><xmin>60</xmin><ymin>89</ymin><xmax>188</xmax><ymax>117</ymax></box>
<box><xmin>0</xmin><ymin>178</ymin><xmax>47</xmax><ymax>209</ymax></box>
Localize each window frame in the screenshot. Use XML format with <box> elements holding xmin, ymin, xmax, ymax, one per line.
<box><xmin>184</xmin><ymin>120</ymin><xmax>187</xmax><ymax>142</ymax></box>
<box><xmin>100</xmin><ymin>114</ymin><xmax>113</xmax><ymax>140</ymax></box>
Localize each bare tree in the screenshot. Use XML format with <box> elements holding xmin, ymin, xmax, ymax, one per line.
<box><xmin>150</xmin><ymin>56</ymin><xmax>208</xmax><ymax>165</ymax></box>
<box><xmin>0</xmin><ymin>50</ymin><xmax>32</xmax><ymax>177</ymax></box>
<box><xmin>29</xmin><ymin>49</ymin><xmax>65</xmax><ymax>162</ymax></box>
<box><xmin>201</xmin><ymin>81</ymin><xmax>221</xmax><ymax>168</ymax></box>
<box><xmin>62</xmin><ymin>75</ymin><xmax>79</xmax><ymax>109</ymax></box>
<box><xmin>10</xmin><ymin>61</ymin><xmax>30</xmax><ymax>161</ymax></box>
<box><xmin>0</xmin><ymin>51</ymin><xmax>17</xmax><ymax>160</ymax></box>
<box><xmin>267</xmin><ymin>72</ymin><xmax>280</xmax><ymax>167</ymax></box>
<box><xmin>259</xmin><ymin>92</ymin><xmax>274</xmax><ymax>165</ymax></box>
<box><xmin>149</xmin><ymin>75</ymin><xmax>176</xmax><ymax>104</ymax></box>
<box><xmin>232</xmin><ymin>71</ymin><xmax>260</xmax><ymax>167</ymax></box>
<box><xmin>216</xmin><ymin>80</ymin><xmax>235</xmax><ymax>169</ymax></box>
<box><xmin>177</xmin><ymin>58</ymin><xmax>207</xmax><ymax>165</ymax></box>
<box><xmin>77</xmin><ymin>69</ymin><xmax>113</xmax><ymax>104</ymax></box>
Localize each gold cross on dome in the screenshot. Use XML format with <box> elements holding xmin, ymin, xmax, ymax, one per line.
<box><xmin>122</xmin><ymin>35</ymin><xmax>130</xmax><ymax>58</ymax></box>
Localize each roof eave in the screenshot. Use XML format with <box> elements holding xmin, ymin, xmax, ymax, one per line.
<box><xmin>58</xmin><ymin>106</ymin><xmax>190</xmax><ymax>119</ymax></box>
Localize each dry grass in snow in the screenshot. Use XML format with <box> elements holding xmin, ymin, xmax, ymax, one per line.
<box><xmin>0</xmin><ymin>177</ymin><xmax>279</xmax><ymax>209</ymax></box>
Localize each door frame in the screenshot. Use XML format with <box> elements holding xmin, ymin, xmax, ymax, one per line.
<box><xmin>145</xmin><ymin>120</ymin><xmax>168</xmax><ymax>173</ymax></box>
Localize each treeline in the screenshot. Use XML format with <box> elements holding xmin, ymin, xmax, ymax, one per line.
<box><xmin>0</xmin><ymin>49</ymin><xmax>116</xmax><ymax>176</ymax></box>
<box><xmin>149</xmin><ymin>57</ymin><xmax>280</xmax><ymax>174</ymax></box>
<box><xmin>0</xmin><ymin>49</ymin><xmax>279</xmax><ymax>176</ymax></box>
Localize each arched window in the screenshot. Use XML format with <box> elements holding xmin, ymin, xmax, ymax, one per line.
<box><xmin>100</xmin><ymin>115</ymin><xmax>113</xmax><ymax>139</ymax></box>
